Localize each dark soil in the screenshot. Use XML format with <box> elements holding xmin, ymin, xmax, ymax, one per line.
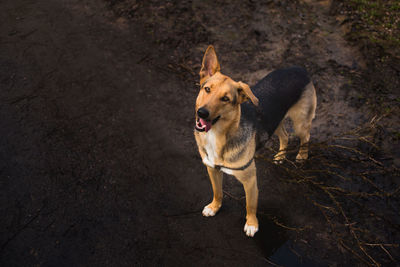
<box><xmin>1</xmin><ymin>0</ymin><xmax>399</xmax><ymax>266</ymax></box>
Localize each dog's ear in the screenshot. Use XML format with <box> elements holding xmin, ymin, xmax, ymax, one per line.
<box><xmin>200</xmin><ymin>45</ymin><xmax>220</xmax><ymax>83</ymax></box>
<box><xmin>237</xmin><ymin>81</ymin><xmax>259</xmax><ymax>106</ymax></box>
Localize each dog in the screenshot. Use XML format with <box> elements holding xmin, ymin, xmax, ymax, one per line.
<box><xmin>194</xmin><ymin>45</ymin><xmax>317</xmax><ymax>237</ymax></box>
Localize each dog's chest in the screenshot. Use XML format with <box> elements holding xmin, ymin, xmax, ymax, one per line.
<box><xmin>201</xmin><ymin>130</ymin><xmax>219</xmax><ymax>167</ymax></box>
<box><xmin>200</xmin><ymin>132</ymin><xmax>238</xmax><ymax>175</ymax></box>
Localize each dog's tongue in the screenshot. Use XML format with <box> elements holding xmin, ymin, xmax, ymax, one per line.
<box><xmin>200</xmin><ymin>118</ymin><xmax>212</xmax><ymax>132</ymax></box>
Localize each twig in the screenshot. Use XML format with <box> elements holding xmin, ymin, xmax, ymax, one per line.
<box><xmin>270</xmin><ymin>217</ymin><xmax>310</xmax><ymax>232</ymax></box>
<box><xmin>327</xmin><ymin>144</ymin><xmax>383</xmax><ymax>167</ymax></box>
<box><xmin>162</xmin><ymin>210</ymin><xmax>202</xmax><ymax>217</ymax></box>
<box><xmin>1</xmin><ymin>209</ymin><xmax>42</xmax><ymax>253</ymax></box>
<box><xmin>363</xmin><ymin>243</ymin><xmax>399</xmax><ymax>247</ymax></box>
<box><xmin>380</xmin><ymin>245</ymin><xmax>394</xmax><ymax>262</ymax></box>
<box><xmin>263</xmin><ymin>257</ymin><xmax>284</xmax><ymax>267</ymax></box>
<box><xmin>223</xmin><ymin>190</ymin><xmax>245</xmax><ymax>201</ymax></box>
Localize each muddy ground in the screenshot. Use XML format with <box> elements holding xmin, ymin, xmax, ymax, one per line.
<box><xmin>1</xmin><ymin>0</ymin><xmax>399</xmax><ymax>266</ymax></box>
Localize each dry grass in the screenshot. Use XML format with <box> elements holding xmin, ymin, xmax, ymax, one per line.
<box><xmin>257</xmin><ymin>115</ymin><xmax>400</xmax><ymax>266</ymax></box>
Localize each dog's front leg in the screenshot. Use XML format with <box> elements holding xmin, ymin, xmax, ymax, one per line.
<box><xmin>235</xmin><ymin>163</ymin><xmax>259</xmax><ymax>237</ymax></box>
<box><xmin>202</xmin><ymin>166</ymin><xmax>223</xmax><ymax>217</ymax></box>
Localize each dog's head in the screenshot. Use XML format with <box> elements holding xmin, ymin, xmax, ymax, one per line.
<box><xmin>195</xmin><ymin>45</ymin><xmax>259</xmax><ymax>132</ymax></box>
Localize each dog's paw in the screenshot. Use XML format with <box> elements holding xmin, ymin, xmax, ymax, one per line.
<box><xmin>202</xmin><ymin>204</ymin><xmax>219</xmax><ymax>217</ymax></box>
<box><xmin>244</xmin><ymin>223</ymin><xmax>259</xmax><ymax>237</ymax></box>
<box><xmin>273</xmin><ymin>152</ymin><xmax>286</xmax><ymax>164</ymax></box>
<box><xmin>295</xmin><ymin>153</ymin><xmax>308</xmax><ymax>162</ymax></box>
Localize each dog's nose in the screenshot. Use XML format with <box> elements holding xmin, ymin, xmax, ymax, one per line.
<box><xmin>197</xmin><ymin>107</ymin><xmax>209</xmax><ymax>119</ymax></box>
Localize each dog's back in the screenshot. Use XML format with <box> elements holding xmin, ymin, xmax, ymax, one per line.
<box><xmin>242</xmin><ymin>66</ymin><xmax>311</xmax><ymax>137</ymax></box>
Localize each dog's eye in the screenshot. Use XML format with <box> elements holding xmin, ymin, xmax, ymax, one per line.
<box><xmin>204</xmin><ymin>87</ymin><xmax>211</xmax><ymax>93</ymax></box>
<box><xmin>220</xmin><ymin>96</ymin><xmax>230</xmax><ymax>102</ymax></box>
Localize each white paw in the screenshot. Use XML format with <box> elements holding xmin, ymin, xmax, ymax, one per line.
<box><xmin>273</xmin><ymin>159</ymin><xmax>283</xmax><ymax>164</ymax></box>
<box><xmin>244</xmin><ymin>223</ymin><xmax>258</xmax><ymax>237</ymax></box>
<box><xmin>202</xmin><ymin>205</ymin><xmax>216</xmax><ymax>217</ymax></box>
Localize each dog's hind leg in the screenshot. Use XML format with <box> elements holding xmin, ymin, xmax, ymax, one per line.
<box><xmin>273</xmin><ymin>122</ymin><xmax>288</xmax><ymax>163</ymax></box>
<box><xmin>289</xmin><ymin>82</ymin><xmax>317</xmax><ymax>162</ymax></box>
<box><xmin>294</xmin><ymin>121</ymin><xmax>312</xmax><ymax>161</ymax></box>
<box><xmin>202</xmin><ymin>167</ymin><xmax>223</xmax><ymax>217</ymax></box>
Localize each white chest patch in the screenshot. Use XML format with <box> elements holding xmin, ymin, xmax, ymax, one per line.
<box><xmin>202</xmin><ymin>130</ymin><xmax>218</xmax><ymax>168</ymax></box>
<box><xmin>220</xmin><ymin>167</ymin><xmax>234</xmax><ymax>175</ymax></box>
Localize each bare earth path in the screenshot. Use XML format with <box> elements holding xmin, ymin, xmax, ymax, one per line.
<box><xmin>0</xmin><ymin>0</ymin><xmax>283</xmax><ymax>265</ymax></box>
<box><xmin>1</xmin><ymin>0</ymin><xmax>399</xmax><ymax>266</ymax></box>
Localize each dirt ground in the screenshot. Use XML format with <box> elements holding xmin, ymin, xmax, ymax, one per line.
<box><xmin>1</xmin><ymin>0</ymin><xmax>399</xmax><ymax>266</ymax></box>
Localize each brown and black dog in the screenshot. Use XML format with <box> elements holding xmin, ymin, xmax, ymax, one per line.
<box><xmin>194</xmin><ymin>45</ymin><xmax>316</xmax><ymax>237</ymax></box>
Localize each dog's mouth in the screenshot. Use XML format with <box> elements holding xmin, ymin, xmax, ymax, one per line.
<box><xmin>195</xmin><ymin>116</ymin><xmax>220</xmax><ymax>132</ymax></box>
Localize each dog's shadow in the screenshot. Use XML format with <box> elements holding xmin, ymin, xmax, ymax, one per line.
<box><xmin>254</xmin><ymin>213</ymin><xmax>317</xmax><ymax>266</ymax></box>
<box><xmin>253</xmin><ymin>213</ymin><xmax>287</xmax><ymax>257</ymax></box>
